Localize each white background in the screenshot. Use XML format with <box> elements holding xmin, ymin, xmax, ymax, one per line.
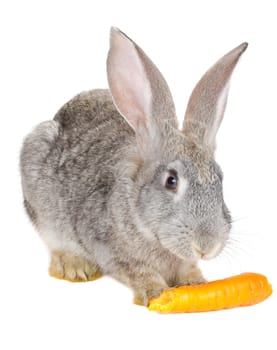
<box><xmin>1</xmin><ymin>1</ymin><xmax>276</xmax><ymax>349</ymax></box>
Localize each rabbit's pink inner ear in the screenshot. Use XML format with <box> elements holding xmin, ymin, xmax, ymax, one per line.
<box><xmin>208</xmin><ymin>79</ymin><xmax>230</xmax><ymax>146</ymax></box>
<box><xmin>107</xmin><ymin>28</ymin><xmax>152</xmax><ymax>133</ymax></box>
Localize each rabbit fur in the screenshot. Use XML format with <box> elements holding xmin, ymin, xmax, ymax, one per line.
<box><xmin>20</xmin><ymin>27</ymin><xmax>247</xmax><ymax>305</ymax></box>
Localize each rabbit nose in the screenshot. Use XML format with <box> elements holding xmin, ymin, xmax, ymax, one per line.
<box><xmin>191</xmin><ymin>241</ymin><xmax>221</xmax><ymax>260</ymax></box>
<box><xmin>191</xmin><ymin>242</ymin><xmax>204</xmax><ymax>259</ymax></box>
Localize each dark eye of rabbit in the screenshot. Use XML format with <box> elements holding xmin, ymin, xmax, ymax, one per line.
<box><xmin>165</xmin><ymin>172</ymin><xmax>178</xmax><ymax>191</ymax></box>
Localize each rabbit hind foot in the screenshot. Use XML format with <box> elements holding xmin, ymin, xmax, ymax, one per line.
<box><xmin>49</xmin><ymin>251</ymin><xmax>102</xmax><ymax>282</ymax></box>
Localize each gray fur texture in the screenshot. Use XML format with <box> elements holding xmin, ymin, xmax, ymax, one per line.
<box><xmin>20</xmin><ymin>28</ymin><xmax>247</xmax><ymax>305</ymax></box>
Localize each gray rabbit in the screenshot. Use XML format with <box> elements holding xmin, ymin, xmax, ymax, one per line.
<box><xmin>20</xmin><ymin>27</ymin><xmax>247</xmax><ymax>305</ymax></box>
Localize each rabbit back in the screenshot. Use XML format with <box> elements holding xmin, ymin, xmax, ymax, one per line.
<box><xmin>20</xmin><ymin>89</ymin><xmax>134</xmax><ymax>255</ymax></box>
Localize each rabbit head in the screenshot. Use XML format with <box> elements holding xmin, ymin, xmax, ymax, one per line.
<box><xmin>107</xmin><ymin>28</ymin><xmax>247</xmax><ymax>262</ymax></box>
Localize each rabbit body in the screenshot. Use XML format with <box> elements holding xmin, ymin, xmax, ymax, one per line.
<box><xmin>20</xmin><ymin>28</ymin><xmax>247</xmax><ymax>305</ymax></box>
<box><xmin>21</xmin><ymin>89</ymin><xmax>204</xmax><ymax>303</ymax></box>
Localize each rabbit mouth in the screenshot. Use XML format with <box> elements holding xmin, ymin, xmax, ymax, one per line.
<box><xmin>191</xmin><ymin>241</ymin><xmax>223</xmax><ymax>260</ymax></box>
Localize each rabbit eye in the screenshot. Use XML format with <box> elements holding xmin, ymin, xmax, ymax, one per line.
<box><xmin>165</xmin><ymin>171</ymin><xmax>178</xmax><ymax>191</ymax></box>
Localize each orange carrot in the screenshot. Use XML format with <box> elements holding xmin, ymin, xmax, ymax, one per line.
<box><xmin>148</xmin><ymin>272</ymin><xmax>272</xmax><ymax>313</ymax></box>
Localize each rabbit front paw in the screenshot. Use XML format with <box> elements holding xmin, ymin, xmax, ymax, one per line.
<box><xmin>132</xmin><ymin>279</ymin><xmax>169</xmax><ymax>306</ymax></box>
<box><xmin>133</xmin><ymin>288</ymin><xmax>168</xmax><ymax>306</ymax></box>
<box><xmin>175</xmin><ymin>264</ymin><xmax>207</xmax><ymax>286</ymax></box>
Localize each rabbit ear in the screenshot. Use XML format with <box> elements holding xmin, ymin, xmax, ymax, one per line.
<box><xmin>107</xmin><ymin>27</ymin><xmax>177</xmax><ymax>157</ymax></box>
<box><xmin>183</xmin><ymin>43</ymin><xmax>248</xmax><ymax>152</ymax></box>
